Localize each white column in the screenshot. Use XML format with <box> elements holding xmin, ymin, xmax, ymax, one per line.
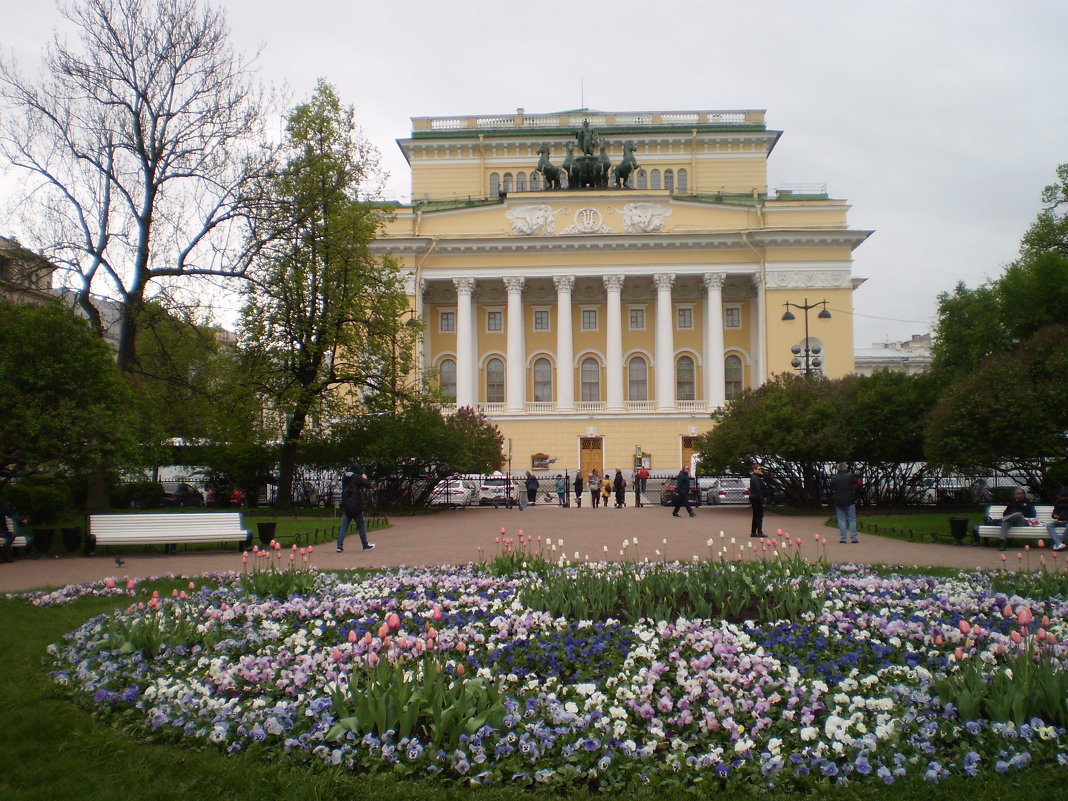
<box><xmin>703</xmin><ymin>272</ymin><xmax>726</xmax><ymax>408</ymax></box>
<box><xmin>654</xmin><ymin>272</ymin><xmax>675</xmax><ymax>410</ymax></box>
<box><xmin>504</xmin><ymin>276</ymin><xmax>526</xmax><ymax>413</ymax></box>
<box><xmin>453</xmin><ymin>278</ymin><xmax>476</xmax><ymax>407</ymax></box>
<box><xmin>603</xmin><ymin>274</ymin><xmax>625</xmax><ymax>411</ymax></box>
<box><xmin>752</xmin><ymin>273</ymin><xmax>765</xmax><ymax>386</ymax></box>
<box><xmin>553</xmin><ymin>275</ymin><xmax>575</xmax><ymax>411</ymax></box>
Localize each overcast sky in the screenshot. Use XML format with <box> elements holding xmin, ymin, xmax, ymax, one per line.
<box><xmin>4</xmin><ymin>0</ymin><xmax>1067</xmax><ymax>346</ymax></box>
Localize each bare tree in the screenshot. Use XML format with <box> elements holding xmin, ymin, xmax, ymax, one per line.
<box><xmin>0</xmin><ymin>0</ymin><xmax>273</xmax><ymax>370</ymax></box>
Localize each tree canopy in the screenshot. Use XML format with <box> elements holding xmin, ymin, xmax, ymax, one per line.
<box><xmin>0</xmin><ymin>302</ymin><xmax>140</xmax><ymax>483</ymax></box>
<box><xmin>240</xmin><ymin>80</ymin><xmax>415</xmax><ymax>510</ymax></box>
<box><xmin>0</xmin><ymin>0</ymin><xmax>271</xmax><ymax>369</ymax></box>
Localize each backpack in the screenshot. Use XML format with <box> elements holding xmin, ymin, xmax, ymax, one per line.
<box><xmin>341</xmin><ymin>477</ymin><xmax>364</xmax><ymax>515</ymax></box>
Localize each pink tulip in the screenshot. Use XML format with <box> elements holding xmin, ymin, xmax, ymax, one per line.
<box><xmin>1010</xmin><ymin>630</ymin><xmax>1023</xmax><ymax>644</ymax></box>
<box><xmin>188</xmin><ymin>581</ymin><xmax>195</xmax><ymax>590</ymax></box>
<box><xmin>934</xmin><ymin>635</ymin><xmax>944</xmax><ymax>646</ymax></box>
<box><xmin>958</xmin><ymin>620</ymin><xmax>971</xmax><ymax>635</ymax></box>
<box><xmin>1025</xmin><ymin>544</ymin><xmax>1031</xmax><ymax>553</ymax></box>
<box><xmin>292</xmin><ymin>543</ymin><xmax>297</xmax><ymax>551</ymax></box>
<box><xmin>1048</xmin><ymin>633</ymin><xmax>1058</xmax><ymax>645</ymax></box>
<box><xmin>347</xmin><ymin>630</ymin><xmax>357</xmax><ymax>643</ymax></box>
<box><xmin>1038</xmin><ymin>540</ymin><xmax>1046</xmax><ymax>549</ymax></box>
<box><xmin>363</xmin><ymin>631</ymin><xmax>372</xmax><ymax>645</ymax></box>
<box><xmin>178</xmin><ymin>591</ymin><xmax>187</xmax><ymax>599</ymax></box>
<box><xmin>777</xmin><ymin>529</ymin><xmax>784</xmax><ymax>536</ymax></box>
<box><xmin>387</xmin><ymin>612</ymin><xmax>401</xmax><ymax>630</ymax></box>
<box><xmin>499</xmin><ymin>527</ymin><xmax>506</xmax><ymax>535</ymax></box>
<box><xmin>126</xmin><ymin>579</ymin><xmax>135</xmax><ymax>590</ymax></box>
<box><xmin>307</xmin><ymin>545</ymin><xmax>314</xmax><ymax>554</ymax></box>
<box><xmin>367</xmin><ymin>652</ymin><xmax>379</xmax><ymax>667</ymax></box>
<box><xmin>1041</xmin><ymin>615</ymin><xmax>1051</xmax><ymax>628</ymax></box>
<box><xmin>455</xmin><ymin>663</ymin><xmax>466</xmax><ymax>676</ymax></box>
<box><xmin>1000</xmin><ymin>554</ymin><xmax>1007</xmax><ymax>562</ymax></box>
<box><xmin>241</xmin><ymin>555</ymin><xmax>248</xmax><ymax>564</ymax></box>
<box><xmin>954</xmin><ymin>647</ymin><xmax>964</xmax><ymax>661</ymax></box>
<box><xmin>1037</xmin><ymin>628</ymin><xmax>1047</xmax><ymax>641</ymax></box>
<box><xmin>104</xmin><ymin>577</ymin><xmax>115</xmax><ymax>589</ymax></box>
<box><xmin>171</xmin><ymin>589</ymin><xmax>179</xmax><ymax>597</ymax></box>
<box><xmin>378</xmin><ymin>623</ymin><xmax>390</xmax><ymax>638</ymax></box>
<box><xmin>1017</xmin><ymin>607</ymin><xmax>1033</xmax><ymax>627</ymax></box>
<box><xmin>252</xmin><ymin>545</ymin><xmax>259</xmax><ymax>553</ymax></box>
<box><xmin>456</xmin><ymin>640</ymin><xmax>467</xmax><ymax>653</ymax></box>
<box><xmin>331</xmin><ymin>648</ymin><xmax>342</xmax><ymax>661</ymax></box>
<box><xmin>432</xmin><ymin>606</ymin><xmax>443</xmax><ymax>621</ymax></box>
<box><xmin>426</xmin><ymin>626</ymin><xmax>437</xmax><ymax>640</ymax></box>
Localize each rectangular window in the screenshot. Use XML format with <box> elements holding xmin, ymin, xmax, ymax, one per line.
<box><xmin>486</xmin><ymin>309</ymin><xmax>503</xmax><ymax>332</ymax></box>
<box><xmin>439</xmin><ymin>310</ymin><xmax>455</xmax><ymax>333</ymax></box>
<box><xmin>581</xmin><ymin>308</ymin><xmax>598</xmax><ymax>331</ymax></box>
<box><xmin>533</xmin><ymin>309</ymin><xmax>550</xmax><ymax>331</ymax></box>
<box><xmin>628</xmin><ymin>307</ymin><xmax>645</xmax><ymax>330</ymax></box>
<box><xmin>677</xmin><ymin>306</ymin><xmax>694</xmax><ymax>330</ymax></box>
<box><xmin>725</xmin><ymin>306</ymin><xmax>741</xmax><ymax>329</ymax></box>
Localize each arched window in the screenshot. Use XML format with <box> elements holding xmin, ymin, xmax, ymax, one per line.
<box><xmin>677</xmin><ymin>168</ymin><xmax>688</xmax><ymax>193</ymax></box>
<box><xmin>529</xmin><ymin>171</ymin><xmax>540</xmax><ymax>191</ymax></box>
<box><xmin>533</xmin><ymin>357</ymin><xmax>552</xmax><ymax>402</ymax></box>
<box><xmin>581</xmin><ymin>357</ymin><xmax>600</xmax><ymax>402</ymax></box>
<box><xmin>628</xmin><ymin>356</ymin><xmax>648</xmax><ymax>401</ymax></box>
<box><xmin>516</xmin><ymin>172</ymin><xmax>526</xmax><ymax>192</ymax></box>
<box><xmin>664</xmin><ymin>169</ymin><xmax>675</xmax><ymax>192</ymax></box>
<box><xmin>486</xmin><ymin>357</ymin><xmax>505</xmax><ymax>403</ymax></box>
<box><xmin>650</xmin><ymin>169</ymin><xmax>661</xmax><ymax>190</ymax></box>
<box><xmin>676</xmin><ymin>355</ymin><xmax>695</xmax><ymax>401</ymax></box>
<box><xmin>636</xmin><ymin>169</ymin><xmax>647</xmax><ymax>190</ymax></box>
<box><xmin>502</xmin><ymin>173</ymin><xmax>513</xmax><ymax>193</ymax></box>
<box><xmin>439</xmin><ymin>358</ymin><xmax>457</xmax><ymax>403</ymax></box>
<box><xmin>725</xmin><ymin>354</ymin><xmax>743</xmax><ymax>400</ymax></box>
<box><xmin>489</xmin><ymin>173</ymin><xmax>500</xmax><ymax>196</ymax></box>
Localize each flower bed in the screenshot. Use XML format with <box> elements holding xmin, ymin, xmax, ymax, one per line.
<box><xmin>42</xmin><ymin>537</ymin><xmax>1068</xmax><ymax>791</ymax></box>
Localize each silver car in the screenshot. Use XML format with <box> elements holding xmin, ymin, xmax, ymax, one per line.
<box><xmin>707</xmin><ymin>476</ymin><xmax>750</xmax><ymax>504</ymax></box>
<box><xmin>429</xmin><ymin>478</ymin><xmax>477</xmax><ymax>507</ymax></box>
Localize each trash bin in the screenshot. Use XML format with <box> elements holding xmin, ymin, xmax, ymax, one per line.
<box><xmin>948</xmin><ymin>517</ymin><xmax>968</xmax><ymax>546</ymax></box>
<box><xmin>257</xmin><ymin>521</ymin><xmax>277</xmax><ymax>546</ymax></box>
<box><xmin>62</xmin><ymin>527</ymin><xmax>82</xmax><ymax>554</ymax></box>
<box><xmin>32</xmin><ymin>528</ymin><xmax>54</xmax><ymax>556</ymax></box>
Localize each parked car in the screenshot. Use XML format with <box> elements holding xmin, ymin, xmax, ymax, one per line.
<box><xmin>707</xmin><ymin>476</ymin><xmax>750</xmax><ymax>505</ymax></box>
<box><xmin>161</xmin><ymin>482</ymin><xmax>204</xmax><ymax>508</ymax></box>
<box><xmin>660</xmin><ymin>479</ymin><xmax>702</xmax><ymax>507</ymax></box>
<box><xmin>429</xmin><ymin>478</ymin><xmax>477</xmax><ymax>507</ymax></box>
<box><xmin>479</xmin><ymin>474</ymin><xmax>516</xmax><ymax>507</ymax></box>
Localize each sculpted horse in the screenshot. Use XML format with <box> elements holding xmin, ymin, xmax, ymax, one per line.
<box><xmin>535</xmin><ymin>143</ymin><xmax>561</xmax><ymax>190</ymax></box>
<box><xmin>596</xmin><ymin>143</ymin><xmax>611</xmax><ymax>188</ymax></box>
<box><xmin>562</xmin><ymin>142</ymin><xmax>576</xmax><ymax>188</ymax></box>
<box><xmin>612</xmin><ymin>141</ymin><xmax>640</xmax><ymax>189</ymax></box>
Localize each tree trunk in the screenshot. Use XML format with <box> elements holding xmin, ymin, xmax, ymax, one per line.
<box><xmin>273</xmin><ymin>411</ymin><xmax>307</xmax><ymax>512</ymax></box>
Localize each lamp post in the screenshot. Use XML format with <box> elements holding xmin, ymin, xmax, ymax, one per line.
<box><xmin>781</xmin><ymin>298</ymin><xmax>831</xmax><ymax>376</ymax></box>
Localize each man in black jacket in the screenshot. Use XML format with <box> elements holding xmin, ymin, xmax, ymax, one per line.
<box><xmin>999</xmin><ymin>487</ymin><xmax>1037</xmax><ymax>552</ymax></box>
<box><xmin>828</xmin><ymin>462</ymin><xmax>860</xmax><ymax>544</ymax></box>
<box><xmin>336</xmin><ymin>464</ymin><xmax>374</xmax><ymax>553</ymax></box>
<box><xmin>671</xmin><ymin>466</ymin><xmax>696</xmax><ymax>518</ymax></box>
<box><xmin>749</xmin><ymin>463</ymin><xmax>766</xmax><ymax>538</ymax></box>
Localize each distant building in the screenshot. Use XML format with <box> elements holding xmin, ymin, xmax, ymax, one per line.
<box><xmin>854</xmin><ymin>333</ymin><xmax>932</xmax><ymax>375</ymax></box>
<box><xmin>0</xmin><ymin>236</ymin><xmax>55</xmax><ymax>306</ymax></box>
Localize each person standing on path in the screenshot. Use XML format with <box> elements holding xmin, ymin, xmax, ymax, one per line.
<box><xmin>573</xmin><ymin>471</ymin><xmax>584</xmax><ymax>508</ymax></box>
<box><xmin>601</xmin><ymin>474</ymin><xmax>612</xmax><ymax>509</ymax></box>
<box><xmin>828</xmin><ymin>462</ymin><xmax>860</xmax><ymax>544</ymax></box>
<box><xmin>749</xmin><ymin>462</ymin><xmax>767</xmax><ymax>538</ymax></box>
<box><xmin>671</xmin><ymin>465</ymin><xmax>696</xmax><ymax>518</ymax></box>
<box><xmin>554</xmin><ymin>474</ymin><xmax>567</xmax><ymax>507</ymax></box>
<box><xmin>589</xmin><ymin>470</ymin><xmax>601</xmax><ymax>508</ymax></box>
<box><xmin>613</xmin><ymin>468</ymin><xmax>626</xmax><ymax>508</ymax></box>
<box><xmin>336</xmin><ymin>464</ymin><xmax>374</xmax><ymax>553</ymax></box>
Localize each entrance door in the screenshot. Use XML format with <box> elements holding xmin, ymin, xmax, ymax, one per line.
<box><xmin>681</xmin><ymin>436</ymin><xmax>699</xmax><ymax>471</ymax></box>
<box><xmin>579</xmin><ymin>437</ymin><xmax>603</xmax><ymax>478</ymax></box>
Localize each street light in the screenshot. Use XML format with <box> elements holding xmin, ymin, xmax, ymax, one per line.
<box><xmin>781</xmin><ymin>298</ymin><xmax>831</xmax><ymax>376</ymax></box>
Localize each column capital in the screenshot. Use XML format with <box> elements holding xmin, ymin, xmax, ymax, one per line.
<box><xmin>703</xmin><ymin>271</ymin><xmax>726</xmax><ymax>290</ymax></box>
<box><xmin>602</xmin><ymin>274</ymin><xmax>625</xmax><ymax>292</ymax></box>
<box><xmin>750</xmin><ymin>273</ymin><xmax>763</xmax><ymax>290</ymax></box>
<box><xmin>653</xmin><ymin>272</ymin><xmax>675</xmax><ymax>291</ymax></box>
<box><xmin>503</xmin><ymin>276</ymin><xmax>526</xmax><ymax>293</ymax></box>
<box><xmin>552</xmin><ymin>274</ymin><xmax>575</xmax><ymax>293</ymax></box>
<box><xmin>453</xmin><ymin>277</ymin><xmax>476</xmax><ymax>295</ymax></box>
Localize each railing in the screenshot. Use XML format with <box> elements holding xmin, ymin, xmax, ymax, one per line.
<box><xmin>524</xmin><ymin>402</ymin><xmax>556</xmax><ymax>413</ymax></box>
<box><xmin>676</xmin><ymin>401</ymin><xmax>709</xmax><ymax>413</ymax></box>
<box><xmin>435</xmin><ymin>401</ymin><xmax>712</xmax><ymax>415</ymax></box>
<box><xmin>414</xmin><ymin>109</ymin><xmax>765</xmax><ymax>133</ymax></box>
<box><xmin>575</xmin><ymin>401</ymin><xmax>605</xmax><ymax>413</ymax></box>
<box><xmin>625</xmin><ymin>400</ymin><xmax>656</xmax><ymax>412</ymax></box>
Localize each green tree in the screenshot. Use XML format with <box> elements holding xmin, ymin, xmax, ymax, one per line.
<box><xmin>0</xmin><ymin>302</ymin><xmax>140</xmax><ymax>485</ymax></box>
<box><xmin>0</xmin><ymin>0</ymin><xmax>271</xmax><ymax>370</ymax></box>
<box><xmin>240</xmin><ymin>80</ymin><xmax>416</xmax><ymax>511</ymax></box>
<box><xmin>926</xmin><ymin>324</ymin><xmax>1068</xmax><ymax>499</ymax></box>
<box><xmin>307</xmin><ymin>402</ymin><xmax>504</xmax><ymax>508</ymax></box>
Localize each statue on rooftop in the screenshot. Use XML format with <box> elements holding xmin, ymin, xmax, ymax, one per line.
<box><xmin>535</xmin><ymin>143</ymin><xmax>561</xmax><ymax>190</ymax></box>
<box><xmin>575</xmin><ymin>119</ymin><xmax>597</xmax><ymax>156</ymax></box>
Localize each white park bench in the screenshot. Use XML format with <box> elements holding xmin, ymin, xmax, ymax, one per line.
<box><xmin>3</xmin><ymin>516</ymin><xmax>31</xmax><ymax>550</ymax></box>
<box><xmin>88</xmin><ymin>512</ymin><xmax>251</xmax><ymax>553</ymax></box>
<box><xmin>975</xmin><ymin>505</ymin><xmax>1056</xmax><ymax>545</ymax></box>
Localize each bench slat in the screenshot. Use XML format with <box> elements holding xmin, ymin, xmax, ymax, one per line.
<box><xmin>89</xmin><ymin>512</ymin><xmax>250</xmax><ymax>547</ymax></box>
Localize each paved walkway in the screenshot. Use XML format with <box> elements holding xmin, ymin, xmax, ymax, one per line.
<box><xmin>0</xmin><ymin>505</ymin><xmax>1036</xmax><ymax>594</ymax></box>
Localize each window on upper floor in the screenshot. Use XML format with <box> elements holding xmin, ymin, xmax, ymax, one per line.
<box><xmin>439</xmin><ymin>310</ymin><xmax>456</xmax><ymax>333</ymax></box>
<box><xmin>636</xmin><ymin>169</ymin><xmax>647</xmax><ymax>190</ymax></box>
<box><xmin>489</xmin><ymin>173</ymin><xmax>500</xmax><ymax>196</ymax></box>
<box><xmin>533</xmin><ymin>308</ymin><xmax>550</xmax><ymax>331</ymax></box>
<box><xmin>502</xmin><ymin>173</ymin><xmax>513</xmax><ymax>193</ymax></box>
<box><xmin>628</xmin><ymin>356</ymin><xmax>648</xmax><ymax>401</ymax></box>
<box><xmin>664</xmin><ymin>169</ymin><xmax>675</xmax><ymax>192</ymax></box>
<box><xmin>629</xmin><ymin>307</ymin><xmax>645</xmax><ymax>330</ymax></box>
<box><xmin>486</xmin><ymin>357</ymin><xmax>505</xmax><ymax>403</ymax></box>
<box><xmin>438</xmin><ymin>358</ymin><xmax>457</xmax><ymax>403</ymax></box>
<box><xmin>677</xmin><ymin>306</ymin><xmax>694</xmax><ymax>330</ymax></box>
<box><xmin>677</xmin><ymin>168</ymin><xmax>688</xmax><ymax>193</ymax></box>
<box><xmin>486</xmin><ymin>309</ymin><xmax>503</xmax><ymax>333</ymax></box>
<box><xmin>533</xmin><ymin>357</ymin><xmax>552</xmax><ymax>402</ymax></box>
<box><xmin>581</xmin><ymin>308</ymin><xmax>598</xmax><ymax>331</ymax></box>
<box><xmin>725</xmin><ymin>306</ymin><xmax>741</xmax><ymax>329</ymax></box>
<box><xmin>651</xmin><ymin>169</ymin><xmax>661</xmax><ymax>190</ymax></box>
<box><xmin>516</xmin><ymin>172</ymin><xmax>526</xmax><ymax>192</ymax></box>
<box><xmin>676</xmin><ymin>355</ymin><xmax>696</xmax><ymax>401</ymax></box>
<box><xmin>725</xmin><ymin>354</ymin><xmax>743</xmax><ymax>400</ymax></box>
<box><xmin>530</xmin><ymin>171</ymin><xmax>540</xmax><ymax>191</ymax></box>
<box><xmin>581</xmin><ymin>357</ymin><xmax>601</xmax><ymax>402</ymax></box>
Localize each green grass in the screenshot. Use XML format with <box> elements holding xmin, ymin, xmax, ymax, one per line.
<box><xmin>818</xmin><ymin>509</ymin><xmax>990</xmax><ymax>544</ymax></box>
<box><xmin>3</xmin><ymin>578</ymin><xmax>1067</xmax><ymax>800</ymax></box>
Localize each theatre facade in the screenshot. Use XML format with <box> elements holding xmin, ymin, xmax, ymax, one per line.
<box><xmin>377</xmin><ymin>108</ymin><xmax>870</xmax><ymax>476</ymax></box>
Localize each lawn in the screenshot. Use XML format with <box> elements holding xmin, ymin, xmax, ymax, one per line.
<box><xmin>3</xmin><ymin>539</ymin><xmax>1067</xmax><ymax>800</ymax></box>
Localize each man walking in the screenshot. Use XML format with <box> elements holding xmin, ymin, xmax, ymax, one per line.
<box><xmin>672</xmin><ymin>465</ymin><xmax>696</xmax><ymax>518</ymax></box>
<box><xmin>749</xmin><ymin>462</ymin><xmax>766</xmax><ymax>538</ymax></box>
<box><xmin>337</xmin><ymin>464</ymin><xmax>374</xmax><ymax>553</ymax></box>
<box><xmin>829</xmin><ymin>462</ymin><xmax>860</xmax><ymax>544</ymax></box>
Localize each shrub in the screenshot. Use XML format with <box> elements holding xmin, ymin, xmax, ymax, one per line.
<box><xmin>2</xmin><ymin>476</ymin><xmax>71</xmax><ymax>523</ymax></box>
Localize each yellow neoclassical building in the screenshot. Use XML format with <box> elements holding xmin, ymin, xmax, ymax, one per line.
<box><xmin>377</xmin><ymin>107</ymin><xmax>870</xmax><ymax>476</ymax></box>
